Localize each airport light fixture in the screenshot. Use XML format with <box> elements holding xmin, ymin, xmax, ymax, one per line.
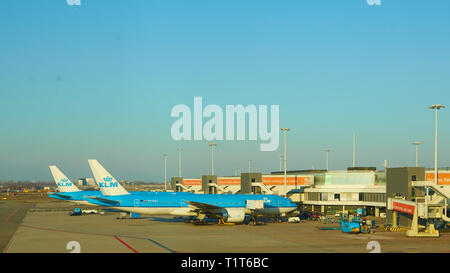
<box><xmin>208</xmin><ymin>142</ymin><xmax>217</xmax><ymax>175</ymax></box>
<box><xmin>429</xmin><ymin>104</ymin><xmax>445</xmax><ymax>185</ymax></box>
<box><xmin>412</xmin><ymin>141</ymin><xmax>421</xmax><ymax>167</ymax></box>
<box><xmin>163</xmin><ymin>154</ymin><xmax>168</xmax><ymax>191</ymax></box>
<box><xmin>177</xmin><ymin>148</ymin><xmax>183</xmax><ymax>177</ymax></box>
<box><xmin>280</xmin><ymin>127</ymin><xmax>290</xmax><ymax>197</ymax></box>
<box><xmin>324</xmin><ymin>149</ymin><xmax>331</xmax><ymax>171</ymax></box>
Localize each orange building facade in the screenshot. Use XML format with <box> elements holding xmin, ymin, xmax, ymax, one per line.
<box><xmin>425</xmin><ymin>171</ymin><xmax>450</xmax><ymax>185</ymax></box>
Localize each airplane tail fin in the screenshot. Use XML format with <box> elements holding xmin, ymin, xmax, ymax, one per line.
<box><xmin>49</xmin><ymin>165</ymin><xmax>81</xmax><ymax>192</ymax></box>
<box><xmin>88</xmin><ymin>159</ymin><xmax>130</xmax><ymax>196</ymax></box>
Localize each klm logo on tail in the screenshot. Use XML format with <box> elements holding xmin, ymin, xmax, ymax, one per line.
<box><xmin>99</xmin><ymin>176</ymin><xmax>118</xmax><ymax>188</ymax></box>
<box><xmin>57</xmin><ymin>178</ymin><xmax>73</xmax><ymax>187</ymax></box>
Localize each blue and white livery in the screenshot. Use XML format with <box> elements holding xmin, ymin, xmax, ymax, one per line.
<box><xmin>48</xmin><ymin>165</ymin><xmax>102</xmax><ymax>205</ymax></box>
<box><xmin>87</xmin><ymin>159</ymin><xmax>298</xmax><ymax>223</ymax></box>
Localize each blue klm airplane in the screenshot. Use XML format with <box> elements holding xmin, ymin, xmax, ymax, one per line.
<box><xmin>48</xmin><ymin>165</ymin><xmax>103</xmax><ymax>205</ymax></box>
<box><xmin>86</xmin><ymin>159</ymin><xmax>298</xmax><ymax>224</ymax></box>
<box><xmin>48</xmin><ymin>165</ymin><xmax>193</xmax><ymax>206</ymax></box>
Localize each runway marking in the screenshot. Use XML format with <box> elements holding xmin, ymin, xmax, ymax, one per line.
<box><xmin>18</xmin><ymin>224</ymin><xmax>143</xmax><ymax>253</ymax></box>
<box><xmin>146</xmin><ymin>238</ymin><xmax>176</xmax><ymax>253</ymax></box>
<box><xmin>18</xmin><ymin>223</ymin><xmax>141</xmax><ymax>253</ymax></box>
<box><xmin>4</xmin><ymin>204</ymin><xmax>25</xmax><ymax>223</ymax></box>
<box><xmin>113</xmin><ymin>236</ymin><xmax>139</xmax><ymax>253</ymax></box>
<box><xmin>16</xmin><ymin>221</ymin><xmax>175</xmax><ymax>253</ymax></box>
<box><xmin>119</xmin><ymin>235</ymin><xmax>177</xmax><ymax>253</ymax></box>
<box><xmin>3</xmin><ymin>204</ymin><xmax>174</xmax><ymax>253</ymax></box>
<box><xmin>3</xmin><ymin>203</ymin><xmax>33</xmax><ymax>253</ymax></box>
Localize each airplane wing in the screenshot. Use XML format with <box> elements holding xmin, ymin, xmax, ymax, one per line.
<box><xmin>88</xmin><ymin>196</ymin><xmax>121</xmax><ymax>206</ymax></box>
<box><xmin>185</xmin><ymin>201</ymin><xmax>223</xmax><ymax>211</ymax></box>
<box><xmin>50</xmin><ymin>193</ymin><xmax>73</xmax><ymax>199</ymax></box>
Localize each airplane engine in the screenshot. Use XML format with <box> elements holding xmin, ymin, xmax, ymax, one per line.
<box><xmin>222</xmin><ymin>208</ymin><xmax>246</xmax><ymax>223</ymax></box>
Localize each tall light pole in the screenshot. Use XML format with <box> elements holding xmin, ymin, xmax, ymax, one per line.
<box><xmin>208</xmin><ymin>142</ymin><xmax>217</xmax><ymax>175</ymax></box>
<box><xmin>163</xmin><ymin>154</ymin><xmax>168</xmax><ymax>191</ymax></box>
<box><xmin>412</xmin><ymin>141</ymin><xmax>421</xmax><ymax>167</ymax></box>
<box><xmin>177</xmin><ymin>148</ymin><xmax>183</xmax><ymax>177</ymax></box>
<box><xmin>429</xmin><ymin>104</ymin><xmax>445</xmax><ymax>185</ymax></box>
<box><xmin>281</xmin><ymin>127</ymin><xmax>290</xmax><ymax>197</ymax></box>
<box><xmin>324</xmin><ymin>149</ymin><xmax>331</xmax><ymax>171</ymax></box>
<box><xmin>353</xmin><ymin>132</ymin><xmax>356</xmax><ymax>168</ymax></box>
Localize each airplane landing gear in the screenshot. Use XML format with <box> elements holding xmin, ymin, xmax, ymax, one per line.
<box><xmin>193</xmin><ymin>219</ymin><xmax>207</xmax><ymax>225</ymax></box>
<box><xmin>249</xmin><ymin>213</ymin><xmax>265</xmax><ymax>225</ymax></box>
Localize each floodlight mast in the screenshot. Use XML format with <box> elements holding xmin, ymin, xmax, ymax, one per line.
<box><xmin>353</xmin><ymin>132</ymin><xmax>356</xmax><ymax>168</ymax></box>
<box><xmin>177</xmin><ymin>148</ymin><xmax>183</xmax><ymax>177</ymax></box>
<box><xmin>324</xmin><ymin>149</ymin><xmax>331</xmax><ymax>171</ymax></box>
<box><xmin>429</xmin><ymin>104</ymin><xmax>445</xmax><ymax>185</ymax></box>
<box><xmin>412</xmin><ymin>141</ymin><xmax>421</xmax><ymax>167</ymax></box>
<box><xmin>208</xmin><ymin>143</ymin><xmax>217</xmax><ymax>175</ymax></box>
<box><xmin>427</xmin><ymin>104</ymin><xmax>445</xmax><ymax>204</ymax></box>
<box><xmin>281</xmin><ymin>127</ymin><xmax>290</xmax><ymax>197</ymax></box>
<box><xmin>163</xmin><ymin>154</ymin><xmax>168</xmax><ymax>191</ymax></box>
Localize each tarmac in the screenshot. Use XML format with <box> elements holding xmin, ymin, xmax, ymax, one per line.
<box><xmin>0</xmin><ymin>200</ymin><xmax>36</xmax><ymax>252</ymax></box>
<box><xmin>3</xmin><ymin>198</ymin><xmax>450</xmax><ymax>253</ymax></box>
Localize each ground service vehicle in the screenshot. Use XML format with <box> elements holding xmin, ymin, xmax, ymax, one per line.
<box><xmin>70</xmin><ymin>208</ymin><xmax>82</xmax><ymax>216</ymax></box>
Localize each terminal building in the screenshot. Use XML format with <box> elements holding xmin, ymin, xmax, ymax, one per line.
<box><xmin>77</xmin><ymin>178</ymin><xmax>96</xmax><ymax>188</ymax></box>
<box><xmin>171</xmin><ymin>173</ymin><xmax>313</xmax><ymax>195</ymax></box>
<box><xmin>425</xmin><ymin>168</ymin><xmax>450</xmax><ymax>185</ymax></box>
<box><xmin>170</xmin><ymin>167</ymin><xmax>450</xmax><ymax>217</ymax></box>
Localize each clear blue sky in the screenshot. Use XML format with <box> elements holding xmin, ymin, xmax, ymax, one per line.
<box><xmin>1</xmin><ymin>0</ymin><xmax>449</xmax><ymax>181</ymax></box>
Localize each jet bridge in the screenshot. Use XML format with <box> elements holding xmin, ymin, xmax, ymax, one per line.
<box><xmin>202</xmin><ymin>175</ymin><xmax>232</xmax><ymax>194</ymax></box>
<box><xmin>411</xmin><ymin>181</ymin><xmax>450</xmax><ymax>222</ymax></box>
<box><xmin>250</xmin><ymin>182</ymin><xmax>274</xmax><ymax>194</ymax></box>
<box><xmin>387</xmin><ymin>181</ymin><xmax>450</xmax><ymax>237</ymax></box>
<box><xmin>171</xmin><ymin>177</ymin><xmax>193</xmax><ymax>192</ymax></box>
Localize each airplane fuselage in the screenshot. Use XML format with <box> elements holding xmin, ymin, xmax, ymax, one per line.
<box><xmin>88</xmin><ymin>192</ymin><xmax>298</xmax><ymax>216</ymax></box>
<box><xmin>49</xmin><ymin>190</ymin><xmax>196</xmax><ymax>207</ymax></box>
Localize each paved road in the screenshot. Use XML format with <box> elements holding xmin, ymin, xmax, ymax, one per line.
<box><xmin>0</xmin><ymin>200</ymin><xmax>35</xmax><ymax>252</ymax></box>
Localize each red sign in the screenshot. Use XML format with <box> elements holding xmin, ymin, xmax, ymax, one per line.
<box><xmin>392</xmin><ymin>201</ymin><xmax>415</xmax><ymax>215</ymax></box>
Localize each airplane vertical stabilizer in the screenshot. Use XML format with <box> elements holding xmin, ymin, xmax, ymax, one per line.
<box><xmin>49</xmin><ymin>165</ymin><xmax>81</xmax><ymax>192</ymax></box>
<box><xmin>88</xmin><ymin>159</ymin><xmax>130</xmax><ymax>196</ymax></box>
